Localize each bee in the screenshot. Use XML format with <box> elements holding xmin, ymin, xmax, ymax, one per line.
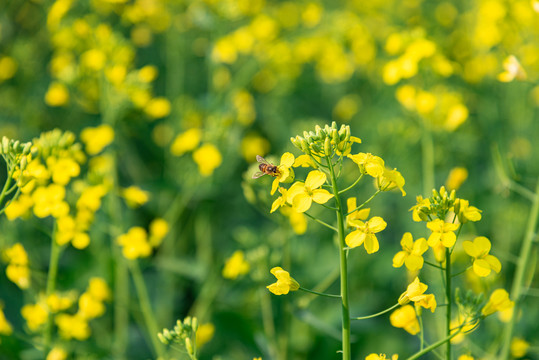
<box><xmin>252</xmin><ymin>155</ymin><xmax>280</xmax><ymax>179</ymax></box>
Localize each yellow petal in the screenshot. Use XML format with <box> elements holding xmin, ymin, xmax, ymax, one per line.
<box><xmin>400</xmin><ymin>232</ymin><xmax>414</xmax><ymax>250</ymax></box>
<box><xmin>305</xmin><ymin>170</ymin><xmax>326</xmax><ymax>190</ymax></box>
<box><xmin>412</xmin><ymin>238</ymin><xmax>429</xmax><ymax>255</ymax></box>
<box><xmin>474</xmin><ymin>236</ymin><xmax>491</xmax><ymax>255</ymax></box>
<box><xmin>364</xmin><ymin>234</ymin><xmax>379</xmax><ymax>254</ymax></box>
<box><xmin>293</xmin><ymin>193</ymin><xmax>312</xmax><ymax>213</ymax></box>
<box><xmin>404</xmin><ymin>255</ymin><xmax>424</xmax><ymax>271</ymax></box>
<box><xmin>462</xmin><ymin>240</ymin><xmax>478</xmax><ymax>258</ymax></box>
<box><xmin>368</xmin><ymin>216</ymin><xmax>387</xmax><ymax>233</ymax></box>
<box><xmin>267</xmin><ymin>282</ymin><xmax>289</xmax><ymax>295</ymax></box>
<box><xmin>271</xmin><ymin>178</ymin><xmax>279</xmax><ymax>195</ymax></box>
<box><xmin>441</xmin><ymin>232</ymin><xmax>456</xmax><ymax>247</ymax></box>
<box><xmin>287</xmin><ymin>182</ymin><xmax>305</xmax><ymax>201</ymax></box>
<box><xmin>473</xmin><ymin>259</ymin><xmax>492</xmax><ymax>277</ymax></box>
<box><xmin>280</xmin><ymin>152</ymin><xmax>295</xmax><ymax>167</ymax></box>
<box><xmin>270</xmin><ymin>198</ymin><xmax>281</xmax><ymax>213</ymax></box>
<box><xmin>485</xmin><ymin>255</ymin><xmax>502</xmax><ymax>273</ymax></box>
<box><xmin>311</xmin><ymin>189</ymin><xmax>334</xmax><ymax>204</ymax></box>
<box><xmin>345</xmin><ymin>230</ymin><xmax>366</xmax><ymax>248</ymax></box>
<box><xmin>393</xmin><ymin>251</ymin><xmax>406</xmax><ymax>268</ymax></box>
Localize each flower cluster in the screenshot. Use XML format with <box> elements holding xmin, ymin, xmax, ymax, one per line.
<box><xmin>158</xmin><ymin>317</ymin><xmax>202</xmax><ymax>360</ymax></box>
<box><xmin>170</xmin><ymin>128</ymin><xmax>223</xmax><ymax>177</ymax></box>
<box><xmin>117</xmin><ymin>218</ymin><xmax>169</xmax><ymax>259</ymax></box>
<box><xmin>2</xmin><ymin>243</ymin><xmax>31</xmax><ymax>289</ymax></box>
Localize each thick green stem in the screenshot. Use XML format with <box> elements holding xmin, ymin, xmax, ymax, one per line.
<box><xmin>129</xmin><ymin>260</ymin><xmax>166</xmax><ymax>359</ymax></box>
<box><xmin>445</xmin><ymin>248</ymin><xmax>452</xmax><ymax>360</ymax></box>
<box><xmin>327</xmin><ymin>157</ymin><xmax>351</xmax><ymax>360</ymax></box>
<box><xmin>499</xmin><ymin>179</ymin><xmax>539</xmax><ymax>360</ymax></box>
<box><xmin>44</xmin><ymin>230</ymin><xmax>62</xmax><ymax>353</ymax></box>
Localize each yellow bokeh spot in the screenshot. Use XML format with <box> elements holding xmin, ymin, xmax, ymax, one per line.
<box><xmin>193</xmin><ymin>143</ymin><xmax>223</xmax><ymax>176</ymax></box>
<box><xmin>144</xmin><ymin>97</ymin><xmax>171</xmax><ymax>119</ymax></box>
<box><xmin>0</xmin><ymin>56</ymin><xmax>18</xmax><ymax>81</ymax></box>
<box><xmin>45</xmin><ymin>82</ymin><xmax>70</xmax><ymax>107</ymax></box>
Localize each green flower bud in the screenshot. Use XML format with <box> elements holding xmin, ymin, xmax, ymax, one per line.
<box><xmin>2</xmin><ymin>137</ymin><xmax>9</xmax><ymax>154</ymax></box>
<box><xmin>300</xmin><ymin>139</ymin><xmax>310</xmax><ymax>153</ymax></box>
<box><xmin>19</xmin><ymin>155</ymin><xmax>27</xmax><ymax>170</ymax></box>
<box><xmin>22</xmin><ymin>142</ymin><xmax>32</xmax><ymax>155</ymax></box>
<box><xmin>191</xmin><ymin>317</ymin><xmax>198</xmax><ymax>332</ymax></box>
<box><xmin>158</xmin><ymin>332</ymin><xmax>169</xmax><ymax>345</ymax></box>
<box><xmin>331</xmin><ymin>121</ymin><xmax>338</xmax><ymax>130</ymax></box>
<box><xmin>324</xmin><ymin>136</ymin><xmax>331</xmax><ymax>156</ymax></box>
<box><xmin>331</xmin><ymin>129</ymin><xmax>339</xmax><ymax>144</ymax></box>
<box><xmin>12</xmin><ymin>140</ymin><xmax>20</xmax><ymax>152</ymax></box>
<box><xmin>185</xmin><ymin>338</ymin><xmax>194</xmax><ymax>356</ymax></box>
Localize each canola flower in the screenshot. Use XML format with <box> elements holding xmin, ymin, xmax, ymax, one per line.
<box><xmin>345</xmin><ymin>216</ymin><xmax>387</xmax><ymax>253</ymax></box>
<box><xmin>482</xmin><ymin>289</ymin><xmax>514</xmax><ymax>316</ymax></box>
<box><xmin>427</xmin><ymin>219</ymin><xmax>459</xmax><ymax>248</ymax></box>
<box><xmin>0</xmin><ymin>305</ymin><xmax>13</xmax><ymax>337</ymax></box>
<box><xmin>266</xmin><ymin>267</ymin><xmax>299</xmax><ymax>295</ymax></box>
<box><xmin>287</xmin><ymin>170</ymin><xmax>333</xmax><ymax>212</ymax></box>
<box><xmin>392</xmin><ymin>233</ymin><xmax>428</xmax><ymax>271</ymax></box>
<box><xmin>397</xmin><ymin>277</ymin><xmax>436</xmax><ymax>312</ymax></box>
<box><xmin>222</xmin><ymin>250</ymin><xmax>250</xmax><ymax>280</ymax></box>
<box><xmin>463</xmin><ymin>236</ymin><xmax>502</xmax><ymax>277</ymax></box>
<box><xmin>390</xmin><ymin>305</ymin><xmax>420</xmax><ymax>335</ymax></box>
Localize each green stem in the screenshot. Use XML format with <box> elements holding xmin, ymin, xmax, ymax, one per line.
<box><xmin>345</xmin><ymin>190</ymin><xmax>381</xmax><ymax>216</ymax></box>
<box><xmin>424</xmin><ymin>260</ymin><xmax>445</xmax><ymax>270</ymax></box>
<box><xmin>303</xmin><ymin>212</ymin><xmax>338</xmax><ymax>232</ymax></box>
<box><xmin>299</xmin><ymin>287</ymin><xmax>341</xmax><ymax>298</ymax></box>
<box><xmin>129</xmin><ymin>260</ymin><xmax>166</xmax><ymax>358</ymax></box>
<box><xmin>499</xmin><ymin>178</ymin><xmax>539</xmax><ymax>360</ymax></box>
<box><xmin>352</xmin><ymin>303</ymin><xmax>399</xmax><ymax>320</ymax></box>
<box><xmin>338</xmin><ymin>174</ymin><xmax>363</xmax><ymax>195</ymax></box>
<box><xmin>421</xmin><ymin>120</ymin><xmax>435</xmax><ymax>196</ymax></box>
<box><xmin>44</xmin><ymin>228</ymin><xmax>62</xmax><ymax>354</ymax></box>
<box><xmin>445</xmin><ymin>247</ymin><xmax>452</xmax><ymax>360</ymax></box>
<box><xmin>326</xmin><ymin>156</ymin><xmax>350</xmax><ymax>360</ymax></box>
<box><xmin>406</xmin><ymin>328</ymin><xmax>462</xmax><ymax>360</ymax></box>
<box><xmin>0</xmin><ymin>165</ymin><xmax>15</xmax><ymax>206</ymax></box>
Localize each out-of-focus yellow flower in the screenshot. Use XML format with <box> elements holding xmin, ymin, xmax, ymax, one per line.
<box><xmin>47</xmin><ymin>157</ymin><xmax>80</xmax><ymax>185</ymax></box>
<box><xmin>267</xmin><ymin>267</ymin><xmax>299</xmax><ymax>295</ymax></box>
<box><xmin>333</xmin><ymin>94</ymin><xmax>361</xmax><ymax>122</ymax></box>
<box><xmin>345</xmin><ymin>216</ymin><xmax>387</xmax><ymax>253</ymax></box>
<box><xmin>55</xmin><ymin>313</ymin><xmax>90</xmax><ymax>340</ymax></box>
<box><xmin>445</xmin><ymin>103</ymin><xmax>468</xmax><ymax>131</ymax></box>
<box><xmin>80</xmin><ymin>124</ymin><xmax>115</xmax><ymax>155</ymax></box>
<box><xmin>131</xmin><ymin>25</ymin><xmax>153</xmax><ymax>47</ymax></box>
<box><xmin>511</xmin><ymin>337</ymin><xmax>530</xmax><ymax>358</ymax></box>
<box><xmin>0</xmin><ymin>56</ymin><xmax>18</xmax><ymax>81</ymax></box>
<box><xmin>193</xmin><ymin>143</ymin><xmax>223</xmax><ymax>176</ymax></box>
<box><xmin>77</xmin><ymin>184</ymin><xmax>108</xmax><ymax>212</ymax></box>
<box><xmin>286</xmin><ymin>208</ymin><xmax>307</xmax><ymax>235</ymax></box>
<box><xmin>21</xmin><ymin>302</ymin><xmax>49</xmax><ymax>331</ymax></box>
<box><xmin>212</xmin><ymin>66</ymin><xmax>231</xmax><ymax>91</ymax></box>
<box><xmin>457</xmin><ymin>355</ymin><xmax>473</xmax><ymax>360</ymax></box>
<box><xmin>222</xmin><ymin>250</ymin><xmax>250</xmax><ymax>279</ymax></box>
<box><xmin>0</xmin><ymin>305</ymin><xmax>13</xmax><ymax>336</ymax></box>
<box><xmin>149</xmin><ymin>218</ymin><xmax>169</xmax><ymax>247</ymax></box>
<box><xmin>301</xmin><ymin>2</ymin><xmax>322</xmax><ymax>27</ymax></box>
<box><xmin>170</xmin><ymin>128</ymin><xmax>202</xmax><ymax>156</ymax></box>
<box><xmin>32</xmin><ymin>184</ymin><xmax>69</xmax><ymax>218</ymax></box>
<box><xmin>395</xmin><ymin>85</ymin><xmax>416</xmax><ymax>111</ymax></box>
<box><xmin>250</xmin><ymin>14</ymin><xmax>279</xmax><ymax>41</ymax></box>
<box><xmin>5</xmin><ymin>194</ymin><xmax>34</xmax><ymax>220</ymax></box>
<box><xmin>366</xmin><ymin>354</ymin><xmax>398</xmax><ymax>360</ymax></box>
<box><xmin>78</xmin><ymin>292</ymin><xmax>106</xmax><ymax>319</ymax></box>
<box><xmin>233</xmin><ymin>90</ymin><xmax>256</xmax><ymax>125</ymax></box>
<box><xmin>482</xmin><ymin>289</ymin><xmax>514</xmax><ymax>316</ymax></box>
<box><xmin>463</xmin><ymin>236</ymin><xmax>501</xmax><ymax>277</ymax></box>
<box><xmin>212</xmin><ymin>37</ymin><xmax>237</xmax><ymax>64</ymax></box>
<box><xmin>241</xmin><ymin>134</ymin><xmax>270</xmax><ymax>162</ymax></box>
<box><xmin>46</xmin><ymin>347</ymin><xmax>68</xmax><ymax>360</ymax></box>
<box><xmin>47</xmin><ymin>292</ymin><xmax>76</xmax><ymax>313</ymax></box>
<box><xmin>498</xmin><ymin>55</ymin><xmax>527</xmax><ymax>82</ymax></box>
<box><xmin>415</xmin><ymin>90</ymin><xmax>437</xmax><ymax>115</ymax></box>
<box><xmin>196</xmin><ymin>323</ymin><xmax>215</xmax><ymax>348</ymax></box>
<box><xmin>445</xmin><ymin>167</ymin><xmax>468</xmax><ymax>191</ymax></box>
<box><xmin>80</xmin><ymin>49</ymin><xmax>106</xmax><ymax>71</ymax></box>
<box><xmin>87</xmin><ymin>277</ymin><xmax>111</xmax><ymax>302</ymax></box>
<box><xmin>393</xmin><ymin>233</ymin><xmax>428</xmax><ymax>271</ymax></box>
<box><xmin>121</xmin><ymin>186</ymin><xmax>150</xmax><ymax>208</ymax></box>
<box><xmin>144</xmin><ymin>97</ymin><xmax>171</xmax><ymax>119</ymax></box>
<box><xmin>138</xmin><ymin>65</ymin><xmax>158</xmax><ymax>83</ymax></box>
<box><xmin>117</xmin><ymin>227</ymin><xmax>152</xmax><ymax>259</ymax></box>
<box><xmin>105</xmin><ymin>65</ymin><xmax>127</xmax><ymax>86</ymax></box>
<box><xmin>45</xmin><ymin>82</ymin><xmax>69</xmax><ymax>107</ymax></box>
<box><xmin>390</xmin><ymin>305</ymin><xmax>419</xmax><ymax>335</ymax></box>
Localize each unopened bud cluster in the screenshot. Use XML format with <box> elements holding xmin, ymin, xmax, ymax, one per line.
<box><xmin>455</xmin><ymin>288</ymin><xmax>484</xmax><ymax>325</ymax></box>
<box><xmin>33</xmin><ymin>129</ymin><xmax>84</xmax><ymax>161</ymax></box>
<box><xmin>416</xmin><ymin>186</ymin><xmax>456</xmax><ymax>221</ymax></box>
<box><xmin>158</xmin><ymin>316</ymin><xmax>199</xmax><ymax>359</ymax></box>
<box><xmin>290</xmin><ymin>121</ymin><xmax>353</xmax><ymax>157</ymax></box>
<box><xmin>0</xmin><ymin>136</ymin><xmax>32</xmax><ymax>173</ymax></box>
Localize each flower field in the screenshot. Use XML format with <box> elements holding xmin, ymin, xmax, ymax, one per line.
<box><xmin>0</xmin><ymin>0</ymin><xmax>538</xmax><ymax>359</ymax></box>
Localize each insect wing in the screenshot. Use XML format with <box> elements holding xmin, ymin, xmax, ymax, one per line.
<box><xmin>256</xmin><ymin>155</ymin><xmax>270</xmax><ymax>165</ymax></box>
<box><xmin>252</xmin><ymin>171</ymin><xmax>266</xmax><ymax>179</ymax></box>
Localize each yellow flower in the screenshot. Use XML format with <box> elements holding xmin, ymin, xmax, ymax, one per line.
<box><xmin>392</xmin><ymin>233</ymin><xmax>428</xmax><ymax>271</ymax></box>
<box><xmin>21</xmin><ymin>302</ymin><xmax>49</xmax><ymax>331</ymax></box>
<box><xmin>6</xmin><ymin>264</ymin><xmax>30</xmax><ymax>289</ymax></box>
<box><xmin>0</xmin><ymin>56</ymin><xmax>18</xmax><ymax>81</ymax></box>
<box><xmin>5</xmin><ymin>194</ymin><xmax>33</xmax><ymax>220</ymax></box>
<box><xmin>445</xmin><ymin>167</ymin><xmax>468</xmax><ymax>191</ymax></box>
<box><xmin>222</xmin><ymin>250</ymin><xmax>250</xmax><ymax>280</ymax></box>
<box><xmin>196</xmin><ymin>323</ymin><xmax>215</xmax><ymax>348</ymax></box>
<box><xmin>78</xmin><ymin>292</ymin><xmax>106</xmax><ymax>319</ymax></box>
<box><xmin>348</xmin><ymin>153</ymin><xmax>385</xmax><ymax>178</ymax></box>
<box><xmin>427</xmin><ymin>219</ymin><xmax>459</xmax><ymax>248</ymax></box>
<box><xmin>271</xmin><ymin>152</ymin><xmax>296</xmax><ymax>195</ymax></box>
<box><xmin>345</xmin><ymin>216</ymin><xmax>386</xmax><ymax>254</ymax></box>
<box><xmin>80</xmin><ymin>125</ymin><xmax>115</xmax><ymax>155</ymax></box>
<box><xmin>366</xmin><ymin>354</ymin><xmax>398</xmax><ymax>360</ymax></box>
<box><xmin>46</xmin><ymin>347</ymin><xmax>68</xmax><ymax>360</ymax></box>
<box><xmin>455</xmin><ymin>199</ymin><xmax>482</xmax><ymax>223</ymax></box>
<box><xmin>457</xmin><ymin>355</ymin><xmax>473</xmax><ymax>360</ymax></box>
<box><xmin>377</xmin><ymin>168</ymin><xmax>406</xmax><ymax>196</ymax></box>
<box><xmin>149</xmin><ymin>218</ymin><xmax>169</xmax><ymax>247</ymax></box>
<box><xmin>497</xmin><ymin>55</ymin><xmax>526</xmax><ymax>82</ymax></box>
<box><xmin>398</xmin><ymin>277</ymin><xmax>436</xmax><ymax>312</ymax></box>
<box><xmin>170</xmin><ymin>128</ymin><xmax>202</xmax><ymax>156</ymax></box>
<box><xmin>240</xmin><ymin>134</ymin><xmax>270</xmax><ymax>162</ymax></box>
<box><xmin>144</xmin><ymin>97</ymin><xmax>171</xmax><ymax>119</ymax></box>
<box><xmin>77</xmin><ymin>184</ymin><xmax>108</xmax><ymax>212</ymax></box>
<box><xmin>287</xmin><ymin>170</ymin><xmax>333</xmax><ymax>212</ymax></box>
<box><xmin>45</xmin><ymin>82</ymin><xmax>69</xmax><ymax>107</ymax></box>
<box><xmin>267</xmin><ymin>267</ymin><xmax>300</xmax><ymax>295</ymax></box>
<box><xmin>463</xmin><ymin>236</ymin><xmax>501</xmax><ymax>277</ymax></box>
<box><xmin>3</xmin><ymin>243</ymin><xmax>29</xmax><ymax>265</ymax></box>
<box><xmin>117</xmin><ymin>227</ymin><xmax>152</xmax><ymax>259</ymax></box>
<box><xmin>293</xmin><ymin>154</ymin><xmax>317</xmax><ymax>168</ymax></box>
<box><xmin>271</xmin><ymin>187</ymin><xmax>289</xmax><ymax>213</ymax></box>
<box><xmin>55</xmin><ymin>313</ymin><xmax>90</xmax><ymax>340</ymax></box>
<box><xmin>482</xmin><ymin>289</ymin><xmax>514</xmax><ymax>316</ymax></box>
<box><xmin>87</xmin><ymin>277</ymin><xmax>111</xmax><ymax>302</ymax></box>
<box><xmin>0</xmin><ymin>305</ymin><xmax>13</xmax><ymax>336</ymax></box>
<box><xmin>32</xmin><ymin>184</ymin><xmax>69</xmax><ymax>218</ymax></box>
<box><xmin>510</xmin><ymin>337</ymin><xmax>530</xmax><ymax>358</ymax></box>
<box><xmin>390</xmin><ymin>305</ymin><xmax>419</xmax><ymax>335</ymax></box>
<box><xmin>193</xmin><ymin>143</ymin><xmax>222</xmax><ymax>176</ymax></box>
<box><xmin>346</xmin><ymin>197</ymin><xmax>370</xmax><ymax>228</ymax></box>
<box><xmin>121</xmin><ymin>186</ymin><xmax>150</xmax><ymax>208</ymax></box>
<box><xmin>47</xmin><ymin>292</ymin><xmax>76</xmax><ymax>313</ymax></box>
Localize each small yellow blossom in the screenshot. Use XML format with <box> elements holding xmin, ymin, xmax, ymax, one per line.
<box><xmin>510</xmin><ymin>337</ymin><xmax>530</xmax><ymax>358</ymax></box>
<box><xmin>445</xmin><ymin>167</ymin><xmax>468</xmax><ymax>191</ymax></box>
<box><xmin>196</xmin><ymin>323</ymin><xmax>215</xmax><ymax>348</ymax></box>
<box><xmin>0</xmin><ymin>306</ymin><xmax>13</xmax><ymax>336</ymax></box>
<box><xmin>345</xmin><ymin>216</ymin><xmax>386</xmax><ymax>254</ymax></box>
<box><xmin>392</xmin><ymin>233</ymin><xmax>428</xmax><ymax>271</ymax></box>
<box><xmin>80</xmin><ymin>49</ymin><xmax>106</xmax><ymax>70</ymax></box>
<box><xmin>455</xmin><ymin>199</ymin><xmax>482</xmax><ymax>223</ymax></box>
<box><xmin>398</xmin><ymin>277</ymin><xmax>436</xmax><ymax>312</ymax></box>
<box><xmin>390</xmin><ymin>305</ymin><xmax>419</xmax><ymax>335</ymax></box>
<box><xmin>87</xmin><ymin>277</ymin><xmax>111</xmax><ymax>302</ymax></box>
<box><xmin>80</xmin><ymin>125</ymin><xmax>115</xmax><ymax>155</ymax></box>
<box><xmin>170</xmin><ymin>128</ymin><xmax>202</xmax><ymax>156</ymax></box>
<box><xmin>463</xmin><ymin>236</ymin><xmax>501</xmax><ymax>277</ymax></box>
<box><xmin>46</xmin><ymin>347</ymin><xmax>68</xmax><ymax>360</ymax></box>
<box><xmin>482</xmin><ymin>289</ymin><xmax>514</xmax><ymax>316</ymax></box>
<box><xmin>78</xmin><ymin>292</ymin><xmax>106</xmax><ymax>319</ymax></box>
<box><xmin>138</xmin><ymin>65</ymin><xmax>158</xmax><ymax>83</ymax></box>
<box><xmin>293</xmin><ymin>154</ymin><xmax>317</xmax><ymax>168</ymax></box>
<box><xmin>498</xmin><ymin>55</ymin><xmax>526</xmax><ymax>82</ymax></box>
<box><xmin>21</xmin><ymin>302</ymin><xmax>49</xmax><ymax>331</ymax></box>
<box><xmin>117</xmin><ymin>227</ymin><xmax>152</xmax><ymax>259</ymax></box>
<box><xmin>77</xmin><ymin>184</ymin><xmax>108</xmax><ymax>212</ymax></box>
<box><xmin>0</xmin><ymin>56</ymin><xmax>18</xmax><ymax>81</ymax></box>
<box><xmin>222</xmin><ymin>250</ymin><xmax>250</xmax><ymax>280</ymax></box>
<box><xmin>3</xmin><ymin>243</ymin><xmax>31</xmax><ymax>289</ymax></box>
<box><xmin>32</xmin><ymin>184</ymin><xmax>69</xmax><ymax>218</ymax></box>
<box><xmin>5</xmin><ymin>194</ymin><xmax>34</xmax><ymax>220</ymax></box>
<box><xmin>377</xmin><ymin>168</ymin><xmax>406</xmax><ymax>196</ymax></box>
<box><xmin>346</xmin><ymin>197</ymin><xmax>370</xmax><ymax>228</ymax></box>
<box><xmin>47</xmin><ymin>292</ymin><xmax>76</xmax><ymax>313</ymax></box>
<box><xmin>271</xmin><ymin>152</ymin><xmax>296</xmax><ymax>195</ymax></box>
<box><xmin>149</xmin><ymin>218</ymin><xmax>169</xmax><ymax>247</ymax></box>
<box><xmin>144</xmin><ymin>97</ymin><xmax>171</xmax><ymax>119</ymax></box>
<box><xmin>193</xmin><ymin>143</ymin><xmax>223</xmax><ymax>176</ymax></box>
<box><xmin>348</xmin><ymin>153</ymin><xmax>385</xmax><ymax>178</ymax></box>
<box><xmin>45</xmin><ymin>82</ymin><xmax>69</xmax><ymax>107</ymax></box>
<box><xmin>409</xmin><ymin>196</ymin><xmax>431</xmax><ymax>222</ymax></box>
<box><xmin>121</xmin><ymin>186</ymin><xmax>150</xmax><ymax>208</ymax></box>
<box><xmin>287</xmin><ymin>170</ymin><xmax>333</xmax><ymax>212</ymax></box>
<box><xmin>271</xmin><ymin>187</ymin><xmax>289</xmax><ymax>213</ymax></box>
<box><xmin>55</xmin><ymin>313</ymin><xmax>90</xmax><ymax>340</ymax></box>
<box><xmin>267</xmin><ymin>267</ymin><xmax>299</xmax><ymax>295</ymax></box>
<box><xmin>240</xmin><ymin>134</ymin><xmax>270</xmax><ymax>162</ymax></box>
<box><xmin>427</xmin><ymin>219</ymin><xmax>459</xmax><ymax>248</ymax></box>
<box><xmin>366</xmin><ymin>354</ymin><xmax>398</xmax><ymax>360</ymax></box>
<box><xmin>47</xmin><ymin>157</ymin><xmax>80</xmax><ymax>185</ymax></box>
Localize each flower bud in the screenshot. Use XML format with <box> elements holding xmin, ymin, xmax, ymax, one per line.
<box><xmin>191</xmin><ymin>317</ymin><xmax>198</xmax><ymax>332</ymax></box>
<box><xmin>158</xmin><ymin>332</ymin><xmax>169</xmax><ymax>344</ymax></box>
<box><xmin>185</xmin><ymin>338</ymin><xmax>194</xmax><ymax>355</ymax></box>
<box><xmin>300</xmin><ymin>139</ymin><xmax>310</xmax><ymax>153</ymax></box>
<box><xmin>19</xmin><ymin>156</ymin><xmax>27</xmax><ymax>170</ymax></box>
<box><xmin>22</xmin><ymin>142</ymin><xmax>32</xmax><ymax>155</ymax></box>
<box><xmin>331</xmin><ymin>121</ymin><xmax>338</xmax><ymax>130</ymax></box>
<box><xmin>303</xmin><ymin>131</ymin><xmax>309</xmax><ymax>139</ymax></box>
<box><xmin>331</xmin><ymin>129</ymin><xmax>339</xmax><ymax>144</ymax></box>
<box><xmin>324</xmin><ymin>136</ymin><xmax>331</xmax><ymax>156</ymax></box>
<box><xmin>13</xmin><ymin>140</ymin><xmax>20</xmax><ymax>152</ymax></box>
<box><xmin>2</xmin><ymin>137</ymin><xmax>9</xmax><ymax>154</ymax></box>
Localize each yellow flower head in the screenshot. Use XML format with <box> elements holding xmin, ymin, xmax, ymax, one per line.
<box><xmin>271</xmin><ymin>152</ymin><xmax>296</xmax><ymax>195</ymax></box>
<box><xmin>271</xmin><ymin>187</ymin><xmax>289</xmax><ymax>213</ymax></box>
<box><xmin>196</xmin><ymin>323</ymin><xmax>215</xmax><ymax>348</ymax></box>
<box><xmin>445</xmin><ymin>167</ymin><xmax>468</xmax><ymax>191</ymax></box>
<box><xmin>32</xmin><ymin>184</ymin><xmax>69</xmax><ymax>218</ymax></box>
<box><xmin>80</xmin><ymin>125</ymin><xmax>115</xmax><ymax>155</ymax></box>
<box><xmin>348</xmin><ymin>153</ymin><xmax>385</xmax><ymax>178</ymax></box>
<box><xmin>222</xmin><ymin>250</ymin><xmax>250</xmax><ymax>280</ymax></box>
<box><xmin>21</xmin><ymin>302</ymin><xmax>49</xmax><ymax>331</ymax></box>
<box><xmin>87</xmin><ymin>277</ymin><xmax>111</xmax><ymax>302</ymax></box>
<box><xmin>78</xmin><ymin>292</ymin><xmax>106</xmax><ymax>319</ymax></box>
<box><xmin>482</xmin><ymin>289</ymin><xmax>514</xmax><ymax>316</ymax></box>
<box><xmin>47</xmin><ymin>292</ymin><xmax>76</xmax><ymax>313</ymax></box>
<box><xmin>346</xmin><ymin>197</ymin><xmax>370</xmax><ymax>228</ymax></box>
<box><xmin>392</xmin><ymin>233</ymin><xmax>428</xmax><ymax>271</ymax></box>
<box><xmin>457</xmin><ymin>355</ymin><xmax>474</xmax><ymax>360</ymax></box>
<box><xmin>510</xmin><ymin>337</ymin><xmax>530</xmax><ymax>358</ymax></box>
<box><xmin>267</xmin><ymin>267</ymin><xmax>300</xmax><ymax>295</ymax></box>
<box><xmin>144</xmin><ymin>97</ymin><xmax>171</xmax><ymax>119</ymax></box>
<box><xmin>193</xmin><ymin>143</ymin><xmax>223</xmax><ymax>176</ymax></box>
<box><xmin>390</xmin><ymin>305</ymin><xmax>419</xmax><ymax>335</ymax></box>
<box><xmin>55</xmin><ymin>313</ymin><xmax>90</xmax><ymax>340</ymax></box>
<box><xmin>287</xmin><ymin>170</ymin><xmax>333</xmax><ymax>213</ymax></box>
<box><xmin>366</xmin><ymin>354</ymin><xmax>398</xmax><ymax>360</ymax></box>
<box><xmin>455</xmin><ymin>199</ymin><xmax>481</xmax><ymax>223</ymax></box>
<box><xmin>149</xmin><ymin>218</ymin><xmax>169</xmax><ymax>247</ymax></box>
<box><xmin>398</xmin><ymin>277</ymin><xmax>427</xmax><ymax>304</ymax></box>
<box><xmin>463</xmin><ymin>236</ymin><xmax>501</xmax><ymax>277</ymax></box>
<box><xmin>117</xmin><ymin>227</ymin><xmax>152</xmax><ymax>259</ymax></box>
<box><xmin>377</xmin><ymin>168</ymin><xmax>406</xmax><ymax>196</ymax></box>
<box><xmin>47</xmin><ymin>157</ymin><xmax>80</xmax><ymax>185</ymax></box>
<box><xmin>46</xmin><ymin>347</ymin><xmax>68</xmax><ymax>360</ymax></box>
<box><xmin>121</xmin><ymin>186</ymin><xmax>150</xmax><ymax>208</ymax></box>
<box><xmin>427</xmin><ymin>219</ymin><xmax>459</xmax><ymax>248</ymax></box>
<box><xmin>170</xmin><ymin>128</ymin><xmax>202</xmax><ymax>157</ymax></box>
<box><xmin>45</xmin><ymin>82</ymin><xmax>69</xmax><ymax>107</ymax></box>
<box><xmin>345</xmin><ymin>216</ymin><xmax>386</xmax><ymax>254</ymax></box>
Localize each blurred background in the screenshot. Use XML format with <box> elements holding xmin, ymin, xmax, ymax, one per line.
<box><xmin>0</xmin><ymin>0</ymin><xmax>538</xmax><ymax>359</ymax></box>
